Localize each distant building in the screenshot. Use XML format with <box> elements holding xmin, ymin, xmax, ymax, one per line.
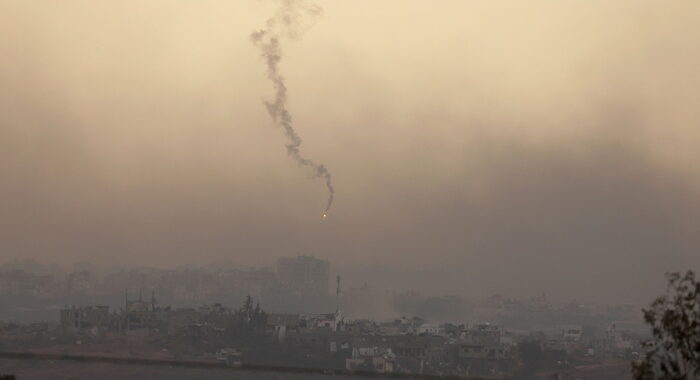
<box><xmin>0</xmin><ymin>270</ymin><xmax>56</xmax><ymax>296</ymax></box>
<box><xmin>66</xmin><ymin>270</ymin><xmax>93</xmax><ymax>294</ymax></box>
<box><xmin>216</xmin><ymin>348</ymin><xmax>242</xmax><ymax>367</ymax></box>
<box><xmin>60</xmin><ymin>305</ymin><xmax>110</xmax><ymax>331</ymax></box>
<box><xmin>277</xmin><ymin>256</ymin><xmax>329</xmax><ymax>297</ymax></box>
<box><xmin>561</xmin><ymin>325</ymin><xmax>583</xmax><ymax>342</ymax></box>
<box><xmin>306</xmin><ymin>310</ymin><xmax>344</xmax><ymax>331</ymax></box>
<box><xmin>123</xmin><ymin>291</ymin><xmax>170</xmax><ymax>331</ymax></box>
<box><xmin>267</xmin><ymin>313</ymin><xmax>301</xmax><ymax>342</ymax></box>
<box><xmin>417</xmin><ymin>323</ymin><xmax>443</xmax><ymax>336</ymax></box>
<box><xmin>457</xmin><ymin>324</ymin><xmax>515</xmax><ymax>376</ymax></box>
<box><xmin>346</xmin><ymin>354</ymin><xmax>395</xmax><ymax>374</ymax></box>
<box><xmin>267</xmin><ymin>313</ymin><xmax>301</xmax><ymax>330</ymax></box>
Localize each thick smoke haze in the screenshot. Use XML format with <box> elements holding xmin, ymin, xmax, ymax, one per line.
<box><xmin>1</xmin><ymin>1</ymin><xmax>699</xmax><ymax>305</ymax></box>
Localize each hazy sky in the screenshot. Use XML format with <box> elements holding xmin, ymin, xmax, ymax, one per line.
<box><xmin>1</xmin><ymin>0</ymin><xmax>699</xmax><ymax>303</ymax></box>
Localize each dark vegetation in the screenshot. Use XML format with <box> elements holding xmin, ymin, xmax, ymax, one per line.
<box><xmin>633</xmin><ymin>271</ymin><xmax>700</xmax><ymax>379</ymax></box>
<box><xmin>515</xmin><ymin>340</ymin><xmax>544</xmax><ymax>379</ymax></box>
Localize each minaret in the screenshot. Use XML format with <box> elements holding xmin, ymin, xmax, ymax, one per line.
<box><xmin>336</xmin><ymin>275</ymin><xmax>341</xmax><ymax>312</ymax></box>
<box><xmin>124</xmin><ymin>289</ymin><xmax>129</xmax><ymax>332</ymax></box>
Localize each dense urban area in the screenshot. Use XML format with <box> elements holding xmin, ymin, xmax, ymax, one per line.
<box><xmin>0</xmin><ymin>257</ymin><xmax>644</xmax><ymax>379</ymax></box>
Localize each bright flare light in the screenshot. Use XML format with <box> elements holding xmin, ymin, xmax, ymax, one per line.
<box><xmin>322</xmin><ymin>213</ymin><xmax>328</xmax><ymax>219</ymax></box>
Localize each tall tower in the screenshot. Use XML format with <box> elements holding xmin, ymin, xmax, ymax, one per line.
<box><xmin>336</xmin><ymin>275</ymin><xmax>341</xmax><ymax>312</ymax></box>
<box><xmin>276</xmin><ymin>255</ymin><xmax>330</xmax><ymax>297</ymax></box>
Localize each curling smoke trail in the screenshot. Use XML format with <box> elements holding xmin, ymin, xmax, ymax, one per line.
<box><xmin>251</xmin><ymin>0</ymin><xmax>334</xmax><ymax>216</ymax></box>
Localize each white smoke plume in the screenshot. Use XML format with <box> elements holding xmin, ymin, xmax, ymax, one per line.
<box><xmin>251</xmin><ymin>0</ymin><xmax>334</xmax><ymax>216</ymax></box>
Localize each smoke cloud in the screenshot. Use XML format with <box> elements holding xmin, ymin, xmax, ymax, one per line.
<box><xmin>250</xmin><ymin>0</ymin><xmax>334</xmax><ymax>215</ymax></box>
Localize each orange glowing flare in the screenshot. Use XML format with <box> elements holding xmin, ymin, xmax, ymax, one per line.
<box><xmin>322</xmin><ymin>213</ymin><xmax>328</xmax><ymax>219</ymax></box>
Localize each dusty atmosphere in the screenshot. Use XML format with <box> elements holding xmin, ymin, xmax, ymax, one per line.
<box><xmin>1</xmin><ymin>0</ymin><xmax>699</xmax><ymax>305</ymax></box>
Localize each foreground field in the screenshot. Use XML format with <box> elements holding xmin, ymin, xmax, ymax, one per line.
<box><xmin>0</xmin><ymin>358</ymin><xmax>366</xmax><ymax>380</ymax></box>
